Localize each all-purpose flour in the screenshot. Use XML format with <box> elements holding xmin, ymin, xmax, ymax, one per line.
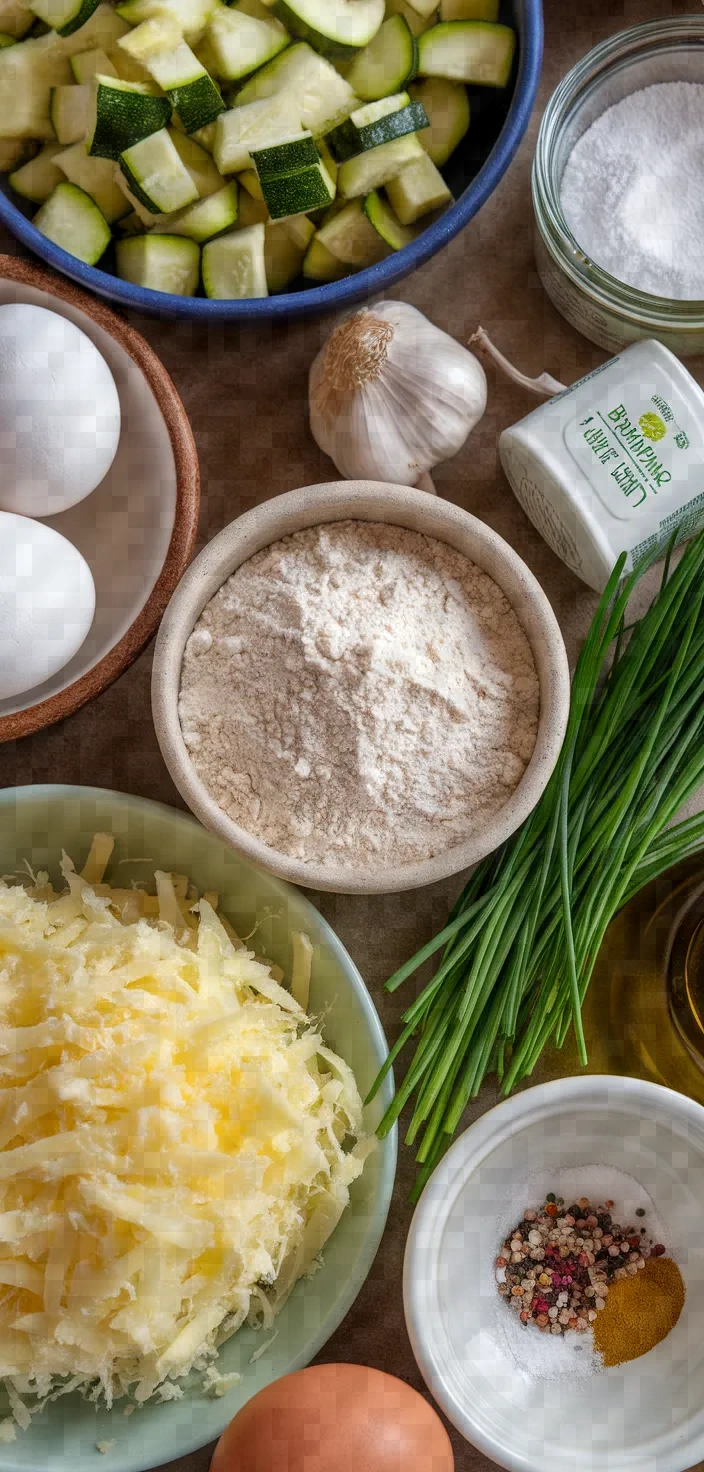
<box><xmin>178</xmin><ymin>521</ymin><xmax>539</xmax><ymax>868</ymax></box>
<box><xmin>560</xmin><ymin>82</ymin><xmax>704</xmax><ymax>300</ymax></box>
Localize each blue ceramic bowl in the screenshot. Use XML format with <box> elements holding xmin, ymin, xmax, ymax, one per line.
<box><xmin>0</xmin><ymin>786</ymin><xmax>397</xmax><ymax>1472</ymax></box>
<box><xmin>0</xmin><ymin>0</ymin><xmax>542</xmax><ymax>319</ymax></box>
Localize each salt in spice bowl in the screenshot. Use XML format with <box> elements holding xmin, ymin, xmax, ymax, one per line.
<box><xmin>404</xmin><ymin>1075</ymin><xmax>704</xmax><ymax>1472</ymax></box>
<box><xmin>151</xmin><ymin>482</ymin><xmax>569</xmax><ymax>896</ymax></box>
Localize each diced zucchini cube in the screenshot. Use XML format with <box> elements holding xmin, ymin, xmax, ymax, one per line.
<box><xmin>120</xmin><ymin>126</ymin><xmax>200</xmax><ymax>213</ymax></box>
<box><xmin>202</xmin><ymin>220</ymin><xmax>268</xmax><ymax>297</ymax></box>
<box><xmin>33</xmin><ymin>179</ymin><xmax>111</xmax><ymax>263</ymax></box>
<box><xmin>205</xmin><ymin>3</ymin><xmax>287</xmax><ymax>83</ymax></box>
<box><xmin>385</xmin><ymin>151</ymin><xmax>452</xmax><ymax>222</ymax></box>
<box><xmin>116</xmin><ymin>232</ymin><xmax>200</xmax><ymax>292</ymax></box>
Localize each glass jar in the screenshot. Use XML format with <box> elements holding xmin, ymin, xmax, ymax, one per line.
<box><xmin>527</xmin><ymin>857</ymin><xmax>704</xmax><ymax>1104</ymax></box>
<box><xmin>533</xmin><ymin>17</ymin><xmax>704</xmax><ymax>357</ymax></box>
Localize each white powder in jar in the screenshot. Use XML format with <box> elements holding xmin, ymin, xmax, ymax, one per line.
<box><xmin>560</xmin><ymin>82</ymin><xmax>704</xmax><ymax>300</ymax></box>
<box><xmin>178</xmin><ymin>520</ymin><xmax>540</xmax><ymax>868</ymax></box>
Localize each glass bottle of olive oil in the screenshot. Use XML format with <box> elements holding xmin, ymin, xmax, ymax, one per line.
<box><xmin>528</xmin><ymin>857</ymin><xmax>704</xmax><ymax>1101</ymax></box>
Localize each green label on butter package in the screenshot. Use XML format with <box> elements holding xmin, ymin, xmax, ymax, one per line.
<box><xmin>564</xmin><ymin>379</ymin><xmax>702</xmax><ymax>525</ymax></box>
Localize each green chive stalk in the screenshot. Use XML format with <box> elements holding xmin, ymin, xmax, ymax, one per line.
<box><xmin>368</xmin><ymin>531</ymin><xmax>704</xmax><ymax>1198</ymax></box>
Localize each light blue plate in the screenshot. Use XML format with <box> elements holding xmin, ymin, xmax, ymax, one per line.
<box><xmin>0</xmin><ymin>786</ymin><xmax>397</xmax><ymax>1472</ymax></box>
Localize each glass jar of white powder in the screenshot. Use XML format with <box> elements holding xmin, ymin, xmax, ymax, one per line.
<box><xmin>533</xmin><ymin>17</ymin><xmax>704</xmax><ymax>356</ymax></box>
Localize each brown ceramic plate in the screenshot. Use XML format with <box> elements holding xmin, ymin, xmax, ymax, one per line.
<box><xmin>0</xmin><ymin>254</ymin><xmax>199</xmax><ymax>743</ymax></box>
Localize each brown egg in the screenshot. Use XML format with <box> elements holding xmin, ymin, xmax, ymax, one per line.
<box><xmin>210</xmin><ymin>1363</ymin><xmax>454</xmax><ymax>1472</ymax></box>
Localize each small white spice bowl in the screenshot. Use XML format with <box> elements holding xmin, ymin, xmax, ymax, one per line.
<box><xmin>151</xmin><ymin>482</ymin><xmax>570</xmax><ymax>895</ymax></box>
<box><xmin>404</xmin><ymin>1076</ymin><xmax>704</xmax><ymax>1472</ymax></box>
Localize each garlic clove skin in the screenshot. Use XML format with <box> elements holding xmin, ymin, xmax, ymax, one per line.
<box><xmin>309</xmin><ymin>300</ymin><xmax>487</xmax><ymax>486</ymax></box>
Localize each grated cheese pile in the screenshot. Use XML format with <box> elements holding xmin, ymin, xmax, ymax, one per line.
<box><xmin>0</xmin><ymin>837</ymin><xmax>369</xmax><ymax>1428</ymax></box>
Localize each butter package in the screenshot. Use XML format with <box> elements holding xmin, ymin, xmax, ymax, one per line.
<box><xmin>499</xmin><ymin>338</ymin><xmax>704</xmax><ymax>591</ymax></box>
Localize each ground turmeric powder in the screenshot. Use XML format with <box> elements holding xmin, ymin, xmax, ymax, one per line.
<box><xmin>593</xmin><ymin>1256</ymin><xmax>685</xmax><ymax>1366</ymax></box>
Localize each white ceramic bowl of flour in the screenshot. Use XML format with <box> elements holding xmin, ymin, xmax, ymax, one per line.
<box><xmin>151</xmin><ymin>482</ymin><xmax>570</xmax><ymax>894</ymax></box>
<box><xmin>405</xmin><ymin>1076</ymin><xmax>704</xmax><ymax>1472</ymax></box>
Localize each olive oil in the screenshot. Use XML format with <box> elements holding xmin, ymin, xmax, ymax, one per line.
<box><xmin>528</xmin><ymin>857</ymin><xmax>704</xmax><ymax>1101</ymax></box>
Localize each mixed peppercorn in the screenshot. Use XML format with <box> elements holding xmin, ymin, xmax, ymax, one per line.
<box><xmin>495</xmin><ymin>1195</ymin><xmax>665</xmax><ymax>1335</ymax></box>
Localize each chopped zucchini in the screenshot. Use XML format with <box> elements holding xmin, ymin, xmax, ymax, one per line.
<box><xmin>116</xmin><ymin>231</ymin><xmax>200</xmax><ymax>291</ymax></box>
<box><xmin>238</xmin><ymin>164</ymin><xmax>262</xmax><ymax>199</ymax></box>
<box><xmin>50</xmin><ymin>82</ymin><xmax>91</xmax><ymax>144</ymax></box>
<box><xmin>116</xmin><ymin>0</ymin><xmax>217</xmax><ymax>45</ymax></box>
<box><xmin>281</xmin><ymin>208</ymin><xmax>313</xmax><ymax>248</ymax></box>
<box><xmin>271</xmin><ymin>0</ymin><xmax>384</xmax><ymax>57</ymax></box>
<box><xmin>384</xmin><ymin>0</ymin><xmax>435</xmax><ymax>37</ymax></box>
<box><xmin>88</xmin><ymin>75</ymin><xmax>170</xmax><ymax>160</ymax></box>
<box><xmin>251</xmin><ymin>131</ymin><xmax>335</xmax><ymax>219</ymax></box>
<box><xmin>74</xmin><ymin>5</ymin><xmax>131</xmax><ymax>48</ymax></box>
<box><xmin>252</xmin><ymin>129</ymin><xmax>319</xmax><ymax>178</ymax></box>
<box><xmin>170</xmin><ymin>126</ymin><xmax>223</xmax><ymax>194</ymax></box>
<box><xmin>143</xmin><ymin>39</ymin><xmax>225</xmax><ymax>132</ymax></box>
<box><xmin>34</xmin><ymin>178</ymin><xmax>111</xmax><ymax>262</ymax></box>
<box><xmin>117</xmin><ymin>13</ymin><xmax>182</xmax><ymax>62</ymax></box>
<box><xmin>316</xmin><ymin>134</ymin><xmax>337</xmax><ymax>185</ymax></box>
<box><xmin>363</xmin><ymin>186</ymin><xmax>415</xmax><ymax>247</ymax></box>
<box><xmin>70</xmin><ymin>46</ymin><xmax>116</xmax><ymax>80</ymax></box>
<box><xmin>262</xmin><ymin>220</ymin><xmax>304</xmax><ymax>289</ymax></box>
<box><xmin>346</xmin><ymin>14</ymin><xmax>417</xmax><ymax>101</ymax></box>
<box><xmin>29</xmin><ymin>0</ymin><xmax>101</xmax><ymax>38</ymax></box>
<box><xmin>235</xmin><ymin>42</ymin><xmax>357</xmax><ymax>135</ymax></box>
<box><xmin>409</xmin><ymin>75</ymin><xmax>469</xmax><ymax>165</ymax></box>
<box><xmin>325</xmin><ymin>91</ymin><xmax>427</xmax><ymax>162</ymax></box>
<box><xmin>315</xmin><ymin>195</ymin><xmax>387</xmax><ymax>265</ymax></box>
<box><xmin>0</xmin><ymin>30</ymin><xmax>72</xmax><ymax>139</ymax></box>
<box><xmin>0</xmin><ymin>0</ymin><xmax>34</xmax><ymax>39</ymax></box>
<box><xmin>120</xmin><ymin>125</ymin><xmax>200</xmax><ymax>212</ymax></box>
<box><xmin>440</xmin><ymin>0</ymin><xmax>499</xmax><ymax>18</ymax></box>
<box><xmin>302</xmin><ymin>233</ymin><xmax>347</xmax><ymax>280</ymax></box>
<box><xmin>109</xmin><ymin>44</ymin><xmax>151</xmax><ymax>83</ymax></box>
<box><xmin>337</xmin><ymin>127</ymin><xmax>423</xmax><ymax>196</ymax></box>
<box><xmin>9</xmin><ymin>139</ymin><xmax>63</xmax><ymax>197</ymax></box>
<box><xmin>56</xmin><ymin>139</ymin><xmax>131</xmax><ymax>220</ymax></box>
<box><xmin>258</xmin><ymin>160</ymin><xmax>335</xmax><ymax>218</ymax></box>
<box><xmin>213</xmin><ymin>93</ymin><xmax>296</xmax><ymax>174</ymax></box>
<box><xmin>202</xmin><ymin>221</ymin><xmax>268</xmax><ymax>296</ymax></box>
<box><xmin>0</xmin><ymin>0</ymin><xmax>127</xmax><ymax>137</ymax></box>
<box><xmin>204</xmin><ymin>3</ymin><xmax>288</xmax><ymax>82</ymax></box>
<box><xmin>114</xmin><ymin>164</ymin><xmax>162</xmax><ymax>222</ymax></box>
<box><xmin>158</xmin><ymin>177</ymin><xmax>237</xmax><ymax>239</ymax></box>
<box><xmin>385</xmin><ymin>148</ymin><xmax>450</xmax><ymax>220</ymax></box>
<box><xmin>417</xmin><ymin>20</ymin><xmax>516</xmax><ymax>87</ymax></box>
<box><xmin>236</xmin><ymin>180</ymin><xmax>266</xmax><ymax>224</ymax></box>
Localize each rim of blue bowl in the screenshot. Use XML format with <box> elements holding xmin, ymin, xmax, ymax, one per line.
<box><xmin>0</xmin><ymin>1</ymin><xmax>543</xmax><ymax>320</ymax></box>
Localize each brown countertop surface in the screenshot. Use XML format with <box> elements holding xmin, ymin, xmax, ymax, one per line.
<box><xmin>1</xmin><ymin>1</ymin><xmax>702</xmax><ymax>1468</ymax></box>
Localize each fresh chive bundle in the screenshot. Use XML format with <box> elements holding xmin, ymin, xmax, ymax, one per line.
<box><xmin>369</xmin><ymin>530</ymin><xmax>704</xmax><ymax>1198</ymax></box>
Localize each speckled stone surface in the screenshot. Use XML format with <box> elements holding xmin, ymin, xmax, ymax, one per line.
<box><xmin>1</xmin><ymin>1</ymin><xmax>703</xmax><ymax>1468</ymax></box>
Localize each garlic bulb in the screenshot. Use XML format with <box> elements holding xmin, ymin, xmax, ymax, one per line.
<box><xmin>308</xmin><ymin>301</ymin><xmax>487</xmax><ymax>486</ymax></box>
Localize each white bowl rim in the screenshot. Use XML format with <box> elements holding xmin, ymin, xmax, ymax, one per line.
<box><xmin>151</xmin><ymin>481</ymin><xmax>571</xmax><ymax>895</ymax></box>
<box><xmin>403</xmin><ymin>1075</ymin><xmax>704</xmax><ymax>1472</ymax></box>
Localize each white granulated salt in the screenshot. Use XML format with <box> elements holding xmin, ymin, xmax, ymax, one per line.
<box><xmin>560</xmin><ymin>82</ymin><xmax>704</xmax><ymax>300</ymax></box>
<box><xmin>178</xmin><ymin>521</ymin><xmax>539</xmax><ymax>868</ymax></box>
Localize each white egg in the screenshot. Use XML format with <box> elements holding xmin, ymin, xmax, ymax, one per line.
<box><xmin>0</xmin><ymin>303</ymin><xmax>121</xmax><ymax>519</ymax></box>
<box><xmin>0</xmin><ymin>512</ymin><xmax>96</xmax><ymax>699</ymax></box>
